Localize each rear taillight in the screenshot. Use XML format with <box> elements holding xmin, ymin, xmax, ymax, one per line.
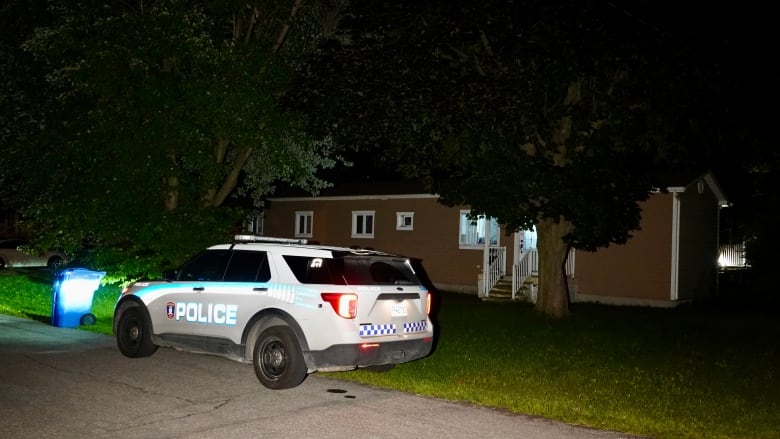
<box><xmin>426</xmin><ymin>292</ymin><xmax>432</xmax><ymax>315</ymax></box>
<box><xmin>321</xmin><ymin>293</ymin><xmax>357</xmax><ymax>319</ymax></box>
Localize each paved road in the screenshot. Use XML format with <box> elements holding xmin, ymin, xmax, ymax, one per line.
<box><xmin>0</xmin><ymin>314</ymin><xmax>640</xmax><ymax>439</ymax></box>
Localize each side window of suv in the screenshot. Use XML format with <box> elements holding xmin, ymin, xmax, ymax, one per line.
<box><xmin>224</xmin><ymin>250</ymin><xmax>271</xmax><ymax>282</ymax></box>
<box><xmin>283</xmin><ymin>255</ymin><xmax>346</xmax><ymax>285</ymax></box>
<box><xmin>178</xmin><ymin>250</ymin><xmax>231</xmax><ymax>281</ymax></box>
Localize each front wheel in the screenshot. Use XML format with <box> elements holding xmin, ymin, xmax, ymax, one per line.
<box><xmin>253</xmin><ymin>325</ymin><xmax>307</xmax><ymax>390</ymax></box>
<box><xmin>116</xmin><ymin>306</ymin><xmax>158</xmax><ymax>358</ymax></box>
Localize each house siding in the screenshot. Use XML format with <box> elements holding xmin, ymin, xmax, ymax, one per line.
<box><xmin>676</xmin><ymin>180</ymin><xmax>720</xmax><ymax>301</ymax></box>
<box><xmin>574</xmin><ymin>194</ymin><xmax>673</xmax><ymax>301</ymax></box>
<box><xmin>263</xmin><ymin>196</ymin><xmax>503</xmax><ymax>292</ymax></box>
<box><xmin>263</xmin><ymin>173</ymin><xmax>725</xmax><ymax>306</ymax></box>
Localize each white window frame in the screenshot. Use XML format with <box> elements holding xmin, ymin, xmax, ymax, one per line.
<box><xmin>351</xmin><ymin>210</ymin><xmax>375</xmax><ymax>239</ymax></box>
<box><xmin>294</xmin><ymin>211</ymin><xmax>313</xmax><ymax>238</ymax></box>
<box><xmin>458</xmin><ymin>210</ymin><xmax>499</xmax><ymax>249</ymax></box>
<box><xmin>246</xmin><ymin>212</ymin><xmax>264</xmax><ymax>235</ymax></box>
<box><xmin>396</xmin><ymin>211</ymin><xmax>414</xmax><ymax>231</ymax></box>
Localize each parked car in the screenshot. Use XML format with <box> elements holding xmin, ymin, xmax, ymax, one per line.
<box><xmin>0</xmin><ymin>239</ymin><xmax>67</xmax><ymax>269</ymax></box>
<box><xmin>113</xmin><ymin>235</ymin><xmax>434</xmax><ymax>390</ymax></box>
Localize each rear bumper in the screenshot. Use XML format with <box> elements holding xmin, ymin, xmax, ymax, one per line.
<box><xmin>305</xmin><ymin>337</ymin><xmax>434</xmax><ymax>371</ymax></box>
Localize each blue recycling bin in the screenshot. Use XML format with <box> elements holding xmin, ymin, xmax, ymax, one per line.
<box><xmin>51</xmin><ymin>268</ymin><xmax>106</xmax><ymax>328</ymax></box>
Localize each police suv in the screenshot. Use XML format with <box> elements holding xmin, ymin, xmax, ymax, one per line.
<box><xmin>113</xmin><ymin>235</ymin><xmax>434</xmax><ymax>389</ymax></box>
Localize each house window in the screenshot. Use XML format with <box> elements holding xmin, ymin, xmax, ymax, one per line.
<box><xmin>459</xmin><ymin>210</ymin><xmax>499</xmax><ymax>248</ymax></box>
<box><xmin>246</xmin><ymin>213</ymin><xmax>264</xmax><ymax>235</ymax></box>
<box><xmin>295</xmin><ymin>211</ymin><xmax>313</xmax><ymax>238</ymax></box>
<box><xmin>352</xmin><ymin>210</ymin><xmax>375</xmax><ymax>238</ymax></box>
<box><xmin>396</xmin><ymin>212</ymin><xmax>414</xmax><ymax>231</ymax></box>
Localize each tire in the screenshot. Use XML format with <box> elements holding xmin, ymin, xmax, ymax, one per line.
<box><xmin>47</xmin><ymin>256</ymin><xmax>63</xmax><ymax>269</ymax></box>
<box><xmin>0</xmin><ymin>258</ymin><xmax>5</xmax><ymax>269</ymax></box>
<box><xmin>80</xmin><ymin>313</ymin><xmax>97</xmax><ymax>326</ymax></box>
<box><xmin>116</xmin><ymin>306</ymin><xmax>158</xmax><ymax>358</ymax></box>
<box><xmin>253</xmin><ymin>325</ymin><xmax>307</xmax><ymax>390</ymax></box>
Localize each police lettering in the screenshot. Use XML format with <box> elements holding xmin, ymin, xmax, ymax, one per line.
<box><xmin>175</xmin><ymin>302</ymin><xmax>238</xmax><ymax>325</ymax></box>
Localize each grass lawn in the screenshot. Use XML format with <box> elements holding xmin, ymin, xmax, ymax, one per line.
<box><xmin>1</xmin><ymin>268</ymin><xmax>778</xmax><ymax>438</ymax></box>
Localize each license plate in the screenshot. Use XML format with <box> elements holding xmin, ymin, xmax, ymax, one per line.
<box><xmin>391</xmin><ymin>303</ymin><xmax>408</xmax><ymax>317</ymax></box>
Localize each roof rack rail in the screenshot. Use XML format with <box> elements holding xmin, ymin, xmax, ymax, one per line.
<box><xmin>233</xmin><ymin>235</ymin><xmax>309</xmax><ymax>245</ymax></box>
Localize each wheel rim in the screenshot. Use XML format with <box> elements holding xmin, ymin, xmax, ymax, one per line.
<box><xmin>122</xmin><ymin>318</ymin><xmax>142</xmax><ymax>349</ymax></box>
<box><xmin>261</xmin><ymin>338</ymin><xmax>288</xmax><ymax>378</ymax></box>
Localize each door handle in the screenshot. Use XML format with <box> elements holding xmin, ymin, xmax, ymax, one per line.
<box><xmin>193</xmin><ymin>287</ymin><xmax>205</xmax><ymax>291</ymax></box>
<box><xmin>253</xmin><ymin>287</ymin><xmax>268</xmax><ymax>292</ymax></box>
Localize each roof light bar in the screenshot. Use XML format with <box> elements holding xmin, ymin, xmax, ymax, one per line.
<box><xmin>233</xmin><ymin>235</ymin><xmax>309</xmax><ymax>245</ymax></box>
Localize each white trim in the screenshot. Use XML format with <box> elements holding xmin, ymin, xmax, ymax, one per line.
<box><xmin>670</xmin><ymin>193</ymin><xmax>681</xmax><ymax>301</ymax></box>
<box><xmin>396</xmin><ymin>212</ymin><xmax>414</xmax><ymax>230</ymax></box>
<box><xmin>458</xmin><ymin>210</ymin><xmax>499</xmax><ymax>249</ymax></box>
<box><xmin>294</xmin><ymin>211</ymin><xmax>313</xmax><ymax>238</ymax></box>
<box><xmin>351</xmin><ymin>210</ymin><xmax>375</xmax><ymax>239</ymax></box>
<box><xmin>482</xmin><ymin>216</ymin><xmax>490</xmax><ymax>296</ymax></box>
<box><xmin>269</xmin><ymin>194</ymin><xmax>439</xmax><ymax>202</ymax></box>
<box><xmin>246</xmin><ymin>213</ymin><xmax>264</xmax><ymax>235</ymax></box>
<box><xmin>701</xmin><ymin>172</ymin><xmax>730</xmax><ymax>207</ymax></box>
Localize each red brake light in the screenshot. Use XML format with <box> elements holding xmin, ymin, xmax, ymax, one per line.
<box><xmin>321</xmin><ymin>293</ymin><xmax>357</xmax><ymax>319</ymax></box>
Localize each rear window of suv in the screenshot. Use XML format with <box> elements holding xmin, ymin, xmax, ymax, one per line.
<box><xmin>283</xmin><ymin>255</ymin><xmax>419</xmax><ymax>286</ymax></box>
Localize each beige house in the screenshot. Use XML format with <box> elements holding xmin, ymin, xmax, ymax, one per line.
<box><xmin>260</xmin><ymin>173</ymin><xmax>729</xmax><ymax>307</ymax></box>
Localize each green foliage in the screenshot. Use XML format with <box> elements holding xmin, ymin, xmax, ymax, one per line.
<box><xmin>291</xmin><ymin>0</ymin><xmax>703</xmax><ymax>248</ymax></box>
<box><xmin>288</xmin><ymin>0</ymin><xmax>729</xmax><ymax>316</ymax></box>
<box><xmin>1</xmin><ymin>0</ymin><xmax>344</xmax><ymax>278</ymax></box>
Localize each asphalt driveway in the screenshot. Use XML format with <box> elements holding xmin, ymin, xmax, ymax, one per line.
<box><xmin>0</xmin><ymin>314</ymin><xmax>641</xmax><ymax>439</ymax></box>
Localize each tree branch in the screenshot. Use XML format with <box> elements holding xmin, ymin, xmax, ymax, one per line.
<box><xmin>211</xmin><ymin>147</ymin><xmax>253</xmax><ymax>207</ymax></box>
<box><xmin>273</xmin><ymin>0</ymin><xmax>304</xmax><ymax>54</ymax></box>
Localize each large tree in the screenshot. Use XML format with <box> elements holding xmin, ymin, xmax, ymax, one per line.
<box><xmin>0</xmin><ymin>0</ymin><xmax>346</xmax><ymax>277</ymax></box>
<box><xmin>288</xmin><ymin>0</ymin><xmax>721</xmax><ymax>317</ymax></box>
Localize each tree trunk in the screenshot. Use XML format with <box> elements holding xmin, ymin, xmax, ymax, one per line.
<box><xmin>209</xmin><ymin>146</ymin><xmax>253</xmax><ymax>208</ymax></box>
<box><xmin>535</xmin><ymin>216</ymin><xmax>574</xmax><ymax>318</ymax></box>
<box><xmin>164</xmin><ymin>149</ymin><xmax>179</xmax><ymax>212</ymax></box>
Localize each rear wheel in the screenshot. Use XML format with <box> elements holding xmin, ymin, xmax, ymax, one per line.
<box><xmin>47</xmin><ymin>255</ymin><xmax>64</xmax><ymax>269</ymax></box>
<box><xmin>116</xmin><ymin>306</ymin><xmax>158</xmax><ymax>358</ymax></box>
<box><xmin>253</xmin><ymin>325</ymin><xmax>307</xmax><ymax>390</ymax></box>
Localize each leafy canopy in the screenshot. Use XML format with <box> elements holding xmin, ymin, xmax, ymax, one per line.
<box><xmin>288</xmin><ymin>0</ymin><xmax>718</xmax><ymax>316</ymax></box>
<box><xmin>1</xmin><ymin>0</ymin><xmax>344</xmax><ymax>279</ymax></box>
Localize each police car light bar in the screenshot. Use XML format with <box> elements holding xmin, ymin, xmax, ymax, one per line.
<box><xmin>233</xmin><ymin>235</ymin><xmax>309</xmax><ymax>245</ymax></box>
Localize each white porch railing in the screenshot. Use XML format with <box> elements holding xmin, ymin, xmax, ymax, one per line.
<box><xmin>511</xmin><ymin>248</ymin><xmax>576</xmax><ymax>301</ymax></box>
<box><xmin>718</xmin><ymin>243</ymin><xmax>748</xmax><ymax>268</ymax></box>
<box><xmin>512</xmin><ymin>250</ymin><xmax>538</xmax><ymax>300</ymax></box>
<box><xmin>480</xmin><ymin>246</ymin><xmax>506</xmax><ymax>297</ymax></box>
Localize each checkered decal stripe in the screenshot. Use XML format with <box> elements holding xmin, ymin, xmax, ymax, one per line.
<box><xmin>359</xmin><ymin>324</ymin><xmax>397</xmax><ymax>336</ymax></box>
<box><xmin>403</xmin><ymin>321</ymin><xmax>427</xmax><ymax>333</ymax></box>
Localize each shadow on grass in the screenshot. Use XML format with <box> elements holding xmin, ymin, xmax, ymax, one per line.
<box><xmin>1</xmin><ymin>267</ymin><xmax>56</xmax><ymax>285</ymax></box>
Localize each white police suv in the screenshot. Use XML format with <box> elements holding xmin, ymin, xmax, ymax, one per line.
<box><xmin>113</xmin><ymin>235</ymin><xmax>434</xmax><ymax>389</ymax></box>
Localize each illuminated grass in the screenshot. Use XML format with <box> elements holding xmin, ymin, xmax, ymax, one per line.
<box><xmin>324</xmin><ymin>292</ymin><xmax>780</xmax><ymax>439</ymax></box>
<box><xmin>1</xmin><ymin>271</ymin><xmax>778</xmax><ymax>437</ymax></box>
<box><xmin>0</xmin><ymin>268</ymin><xmax>119</xmax><ymax>334</ymax></box>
